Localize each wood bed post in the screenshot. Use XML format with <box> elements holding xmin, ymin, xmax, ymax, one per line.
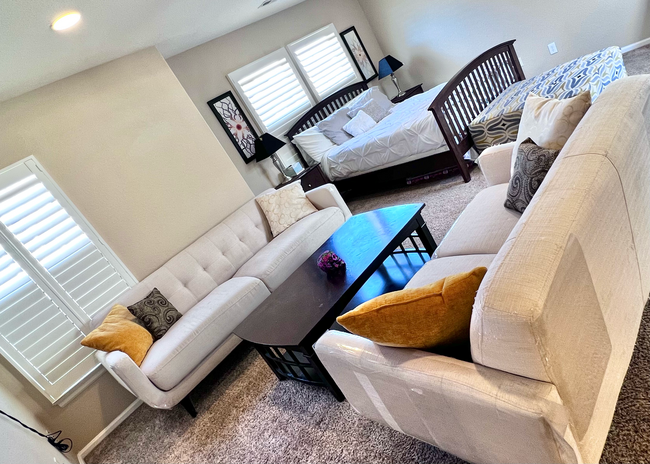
<box><xmin>429</xmin><ymin>40</ymin><xmax>525</xmax><ymax>183</ymax></box>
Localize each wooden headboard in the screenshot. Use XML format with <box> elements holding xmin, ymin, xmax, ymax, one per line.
<box><xmin>429</xmin><ymin>40</ymin><xmax>525</xmax><ymax>181</ymax></box>
<box><xmin>285</xmin><ymin>81</ymin><xmax>368</xmax><ymax>143</ymax></box>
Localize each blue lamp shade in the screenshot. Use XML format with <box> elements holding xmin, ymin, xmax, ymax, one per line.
<box><xmin>378</xmin><ymin>55</ymin><xmax>404</xmax><ymax>79</ymax></box>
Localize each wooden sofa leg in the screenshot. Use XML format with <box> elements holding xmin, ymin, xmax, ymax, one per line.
<box><xmin>180</xmin><ymin>394</ymin><xmax>197</xmax><ymax>418</ymax></box>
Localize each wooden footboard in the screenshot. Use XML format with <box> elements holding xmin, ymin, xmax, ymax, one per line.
<box><xmin>429</xmin><ymin>40</ymin><xmax>525</xmax><ymax>182</ymax></box>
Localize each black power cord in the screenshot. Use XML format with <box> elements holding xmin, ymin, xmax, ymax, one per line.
<box><xmin>0</xmin><ymin>409</ymin><xmax>72</xmax><ymax>453</ymax></box>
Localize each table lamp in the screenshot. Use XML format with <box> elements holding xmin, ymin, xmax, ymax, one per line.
<box><xmin>378</xmin><ymin>55</ymin><xmax>405</xmax><ymax>97</ymax></box>
<box><xmin>255</xmin><ymin>133</ymin><xmax>291</xmax><ymax>182</ymax></box>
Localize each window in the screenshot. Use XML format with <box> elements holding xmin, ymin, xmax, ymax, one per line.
<box><xmin>228</xmin><ymin>48</ymin><xmax>315</xmax><ymax>135</ymax></box>
<box><xmin>0</xmin><ymin>157</ymin><xmax>135</xmax><ymax>403</ymax></box>
<box><xmin>287</xmin><ymin>24</ymin><xmax>361</xmax><ymax>101</ymax></box>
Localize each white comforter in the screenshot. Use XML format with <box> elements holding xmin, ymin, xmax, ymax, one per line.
<box><xmin>322</xmin><ymin>83</ymin><xmax>448</xmax><ymax>180</ymax></box>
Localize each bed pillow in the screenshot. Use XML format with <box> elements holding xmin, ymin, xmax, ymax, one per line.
<box><xmin>343</xmin><ymin>110</ymin><xmax>377</xmax><ymax>137</ymax></box>
<box><xmin>346</xmin><ymin>86</ymin><xmax>394</xmax><ymax>114</ymax></box>
<box><xmin>317</xmin><ymin>108</ymin><xmax>352</xmax><ymax>145</ymax></box>
<box><xmin>511</xmin><ymin>91</ymin><xmax>591</xmax><ymax>174</ymax></box>
<box><xmin>347</xmin><ymin>99</ymin><xmax>389</xmax><ymax>122</ymax></box>
<box><xmin>292</xmin><ymin>126</ymin><xmax>335</xmax><ymax>163</ymax></box>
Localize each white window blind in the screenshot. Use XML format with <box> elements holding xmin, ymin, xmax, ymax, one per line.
<box><xmin>228</xmin><ymin>48</ymin><xmax>315</xmax><ymax>135</ymax></box>
<box><xmin>0</xmin><ymin>158</ymin><xmax>135</xmax><ymax>403</ymax></box>
<box><xmin>287</xmin><ymin>24</ymin><xmax>361</xmax><ymax>101</ymax></box>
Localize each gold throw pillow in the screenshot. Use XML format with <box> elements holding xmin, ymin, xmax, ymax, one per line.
<box><xmin>81</xmin><ymin>304</ymin><xmax>153</xmax><ymax>366</ymax></box>
<box><xmin>336</xmin><ymin>267</ymin><xmax>487</xmax><ymax>349</ymax></box>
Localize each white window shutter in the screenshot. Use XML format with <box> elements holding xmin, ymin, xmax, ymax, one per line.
<box><xmin>228</xmin><ymin>48</ymin><xmax>315</xmax><ymax>136</ymax></box>
<box><xmin>287</xmin><ymin>24</ymin><xmax>361</xmax><ymax>101</ymax></box>
<box><xmin>0</xmin><ymin>158</ymin><xmax>135</xmax><ymax>403</ymax></box>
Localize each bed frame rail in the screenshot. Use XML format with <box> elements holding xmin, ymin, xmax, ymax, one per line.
<box><xmin>286</xmin><ymin>81</ymin><xmax>368</xmax><ymax>143</ymax></box>
<box><xmin>429</xmin><ymin>40</ymin><xmax>525</xmax><ymax>182</ymax></box>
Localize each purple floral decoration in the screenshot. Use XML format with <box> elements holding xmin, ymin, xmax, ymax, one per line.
<box><xmin>317</xmin><ymin>251</ymin><xmax>346</xmax><ymax>274</ymax></box>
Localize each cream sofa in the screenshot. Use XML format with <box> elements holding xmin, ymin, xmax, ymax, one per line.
<box><xmin>91</xmin><ymin>184</ymin><xmax>351</xmax><ymax>413</ymax></box>
<box><xmin>315</xmin><ymin>75</ymin><xmax>650</xmax><ymax>463</ymax></box>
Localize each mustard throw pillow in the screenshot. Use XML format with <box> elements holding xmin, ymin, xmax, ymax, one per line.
<box><xmin>81</xmin><ymin>304</ymin><xmax>153</xmax><ymax>366</ymax></box>
<box><xmin>336</xmin><ymin>267</ymin><xmax>488</xmax><ymax>349</ymax></box>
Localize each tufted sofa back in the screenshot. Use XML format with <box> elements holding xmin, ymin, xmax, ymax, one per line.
<box><xmin>91</xmin><ymin>197</ymin><xmax>272</xmax><ymax>328</ymax></box>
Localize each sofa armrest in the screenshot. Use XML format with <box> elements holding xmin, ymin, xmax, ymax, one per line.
<box><xmin>477</xmin><ymin>142</ymin><xmax>515</xmax><ymax>187</ymax></box>
<box><xmin>315</xmin><ymin>331</ymin><xmax>581</xmax><ymax>464</ymax></box>
<box><xmin>306</xmin><ymin>184</ymin><xmax>352</xmax><ymax>220</ymax></box>
<box><xmin>98</xmin><ymin>351</ymin><xmax>175</xmax><ymax>409</ymax></box>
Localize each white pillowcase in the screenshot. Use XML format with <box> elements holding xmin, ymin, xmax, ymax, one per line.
<box><xmin>345</xmin><ymin>86</ymin><xmax>394</xmax><ymax>114</ymax></box>
<box><xmin>342</xmin><ymin>110</ymin><xmax>377</xmax><ymax>137</ymax></box>
<box><xmin>512</xmin><ymin>91</ymin><xmax>591</xmax><ymax>174</ymax></box>
<box><xmin>292</xmin><ymin>126</ymin><xmax>335</xmax><ymax>163</ymax></box>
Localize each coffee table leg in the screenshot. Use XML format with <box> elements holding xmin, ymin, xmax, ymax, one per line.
<box><xmin>301</xmin><ymin>346</ymin><xmax>345</xmax><ymax>402</ymax></box>
<box><xmin>415</xmin><ymin>214</ymin><xmax>437</xmax><ymax>256</ymax></box>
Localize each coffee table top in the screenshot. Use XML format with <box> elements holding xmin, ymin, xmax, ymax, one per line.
<box><xmin>233</xmin><ymin>203</ymin><xmax>425</xmax><ymax>347</ymax></box>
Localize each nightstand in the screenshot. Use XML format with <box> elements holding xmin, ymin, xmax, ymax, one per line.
<box><xmin>276</xmin><ymin>164</ymin><xmax>328</xmax><ymax>192</ymax></box>
<box><xmin>391</xmin><ymin>84</ymin><xmax>424</xmax><ymax>103</ymax></box>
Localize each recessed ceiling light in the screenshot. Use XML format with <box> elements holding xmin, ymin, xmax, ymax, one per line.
<box><xmin>51</xmin><ymin>12</ymin><xmax>81</xmax><ymax>31</ymax></box>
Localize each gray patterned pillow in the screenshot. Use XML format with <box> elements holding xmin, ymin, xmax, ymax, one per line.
<box><xmin>128</xmin><ymin>288</ymin><xmax>182</xmax><ymax>340</ymax></box>
<box><xmin>347</xmin><ymin>99</ymin><xmax>389</xmax><ymax>122</ymax></box>
<box><xmin>504</xmin><ymin>138</ymin><xmax>560</xmax><ymax>213</ymax></box>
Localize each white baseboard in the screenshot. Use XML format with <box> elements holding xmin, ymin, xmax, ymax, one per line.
<box><xmin>621</xmin><ymin>37</ymin><xmax>650</xmax><ymax>53</ymax></box>
<box><xmin>77</xmin><ymin>399</ymin><xmax>143</xmax><ymax>464</ymax></box>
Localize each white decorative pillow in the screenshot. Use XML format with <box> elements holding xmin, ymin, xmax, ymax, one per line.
<box><xmin>343</xmin><ymin>110</ymin><xmax>377</xmax><ymax>137</ymax></box>
<box><xmin>292</xmin><ymin>126</ymin><xmax>335</xmax><ymax>164</ymax></box>
<box><xmin>255</xmin><ymin>183</ymin><xmax>319</xmax><ymax>237</ymax></box>
<box><xmin>512</xmin><ymin>91</ymin><xmax>591</xmax><ymax>174</ymax></box>
<box><xmin>347</xmin><ymin>99</ymin><xmax>389</xmax><ymax>122</ymax></box>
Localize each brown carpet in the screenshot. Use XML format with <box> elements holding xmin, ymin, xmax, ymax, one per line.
<box><xmin>88</xmin><ymin>49</ymin><xmax>650</xmax><ymax>463</ymax></box>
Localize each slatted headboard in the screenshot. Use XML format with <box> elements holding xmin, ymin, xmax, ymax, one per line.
<box><xmin>429</xmin><ymin>40</ymin><xmax>525</xmax><ymax>181</ymax></box>
<box><xmin>286</xmin><ymin>81</ymin><xmax>368</xmax><ymax>143</ymax></box>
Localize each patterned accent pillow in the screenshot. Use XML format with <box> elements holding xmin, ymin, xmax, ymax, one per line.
<box><xmin>504</xmin><ymin>138</ymin><xmax>560</xmax><ymax>213</ymax></box>
<box><xmin>128</xmin><ymin>288</ymin><xmax>182</xmax><ymax>341</ymax></box>
<box><xmin>347</xmin><ymin>99</ymin><xmax>389</xmax><ymax>122</ymax></box>
<box><xmin>255</xmin><ymin>182</ymin><xmax>319</xmax><ymax>237</ymax></box>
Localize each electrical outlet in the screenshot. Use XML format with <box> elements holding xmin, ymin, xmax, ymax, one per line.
<box><xmin>548</xmin><ymin>42</ymin><xmax>558</xmax><ymax>55</ymax></box>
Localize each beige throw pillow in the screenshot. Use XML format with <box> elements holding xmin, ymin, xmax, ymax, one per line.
<box><xmin>256</xmin><ymin>183</ymin><xmax>318</xmax><ymax>237</ymax></box>
<box><xmin>512</xmin><ymin>91</ymin><xmax>591</xmax><ymax>174</ymax></box>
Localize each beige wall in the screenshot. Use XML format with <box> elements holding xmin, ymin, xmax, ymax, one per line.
<box><xmin>358</xmin><ymin>0</ymin><xmax>650</xmax><ymax>94</ymax></box>
<box><xmin>0</xmin><ymin>47</ymin><xmax>252</xmax><ymax>459</ymax></box>
<box><xmin>167</xmin><ymin>0</ymin><xmax>384</xmax><ymax>194</ymax></box>
<box><xmin>0</xmin><ymin>361</ymin><xmax>72</xmax><ymax>464</ymax></box>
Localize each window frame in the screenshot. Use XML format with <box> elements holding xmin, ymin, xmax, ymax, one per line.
<box><xmin>287</xmin><ymin>23</ymin><xmax>362</xmax><ymax>101</ymax></box>
<box><xmin>228</xmin><ymin>48</ymin><xmax>316</xmax><ymax>137</ymax></box>
<box><xmin>0</xmin><ymin>156</ymin><xmax>136</xmax><ymax>403</ymax></box>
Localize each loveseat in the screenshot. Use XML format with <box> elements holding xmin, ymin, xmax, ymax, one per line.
<box><xmin>315</xmin><ymin>76</ymin><xmax>650</xmax><ymax>463</ymax></box>
<box><xmin>91</xmin><ymin>184</ymin><xmax>351</xmax><ymax>412</ymax></box>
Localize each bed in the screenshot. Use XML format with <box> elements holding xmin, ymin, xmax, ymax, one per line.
<box><xmin>286</xmin><ymin>40</ymin><xmax>626</xmax><ymax>194</ymax></box>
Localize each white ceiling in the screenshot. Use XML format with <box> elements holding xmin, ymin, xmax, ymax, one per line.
<box><xmin>0</xmin><ymin>0</ymin><xmax>307</xmax><ymax>102</ymax></box>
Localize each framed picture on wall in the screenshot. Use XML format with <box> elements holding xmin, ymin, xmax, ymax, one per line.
<box><xmin>340</xmin><ymin>26</ymin><xmax>378</xmax><ymax>82</ymax></box>
<box><xmin>207</xmin><ymin>91</ymin><xmax>258</xmax><ymax>164</ymax></box>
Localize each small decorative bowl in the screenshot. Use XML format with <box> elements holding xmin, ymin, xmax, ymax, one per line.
<box><xmin>317</xmin><ymin>250</ymin><xmax>346</xmax><ymax>275</ymax></box>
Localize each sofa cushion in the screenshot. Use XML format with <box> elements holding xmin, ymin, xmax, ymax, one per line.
<box><xmin>235</xmin><ymin>207</ymin><xmax>345</xmax><ymax>291</ymax></box>
<box><xmin>406</xmin><ymin>254</ymin><xmax>496</xmax><ymax>289</ymax></box>
<box><xmin>127</xmin><ymin>288</ymin><xmax>183</xmax><ymax>340</ymax></box>
<box><xmin>139</xmin><ymin>277</ymin><xmax>270</xmax><ymax>390</ymax></box>
<box><xmin>435</xmin><ymin>184</ymin><xmax>521</xmax><ymax>258</ymax></box>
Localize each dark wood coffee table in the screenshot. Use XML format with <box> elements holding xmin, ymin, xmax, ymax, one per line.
<box><xmin>233</xmin><ymin>204</ymin><xmax>436</xmax><ymax>400</ymax></box>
